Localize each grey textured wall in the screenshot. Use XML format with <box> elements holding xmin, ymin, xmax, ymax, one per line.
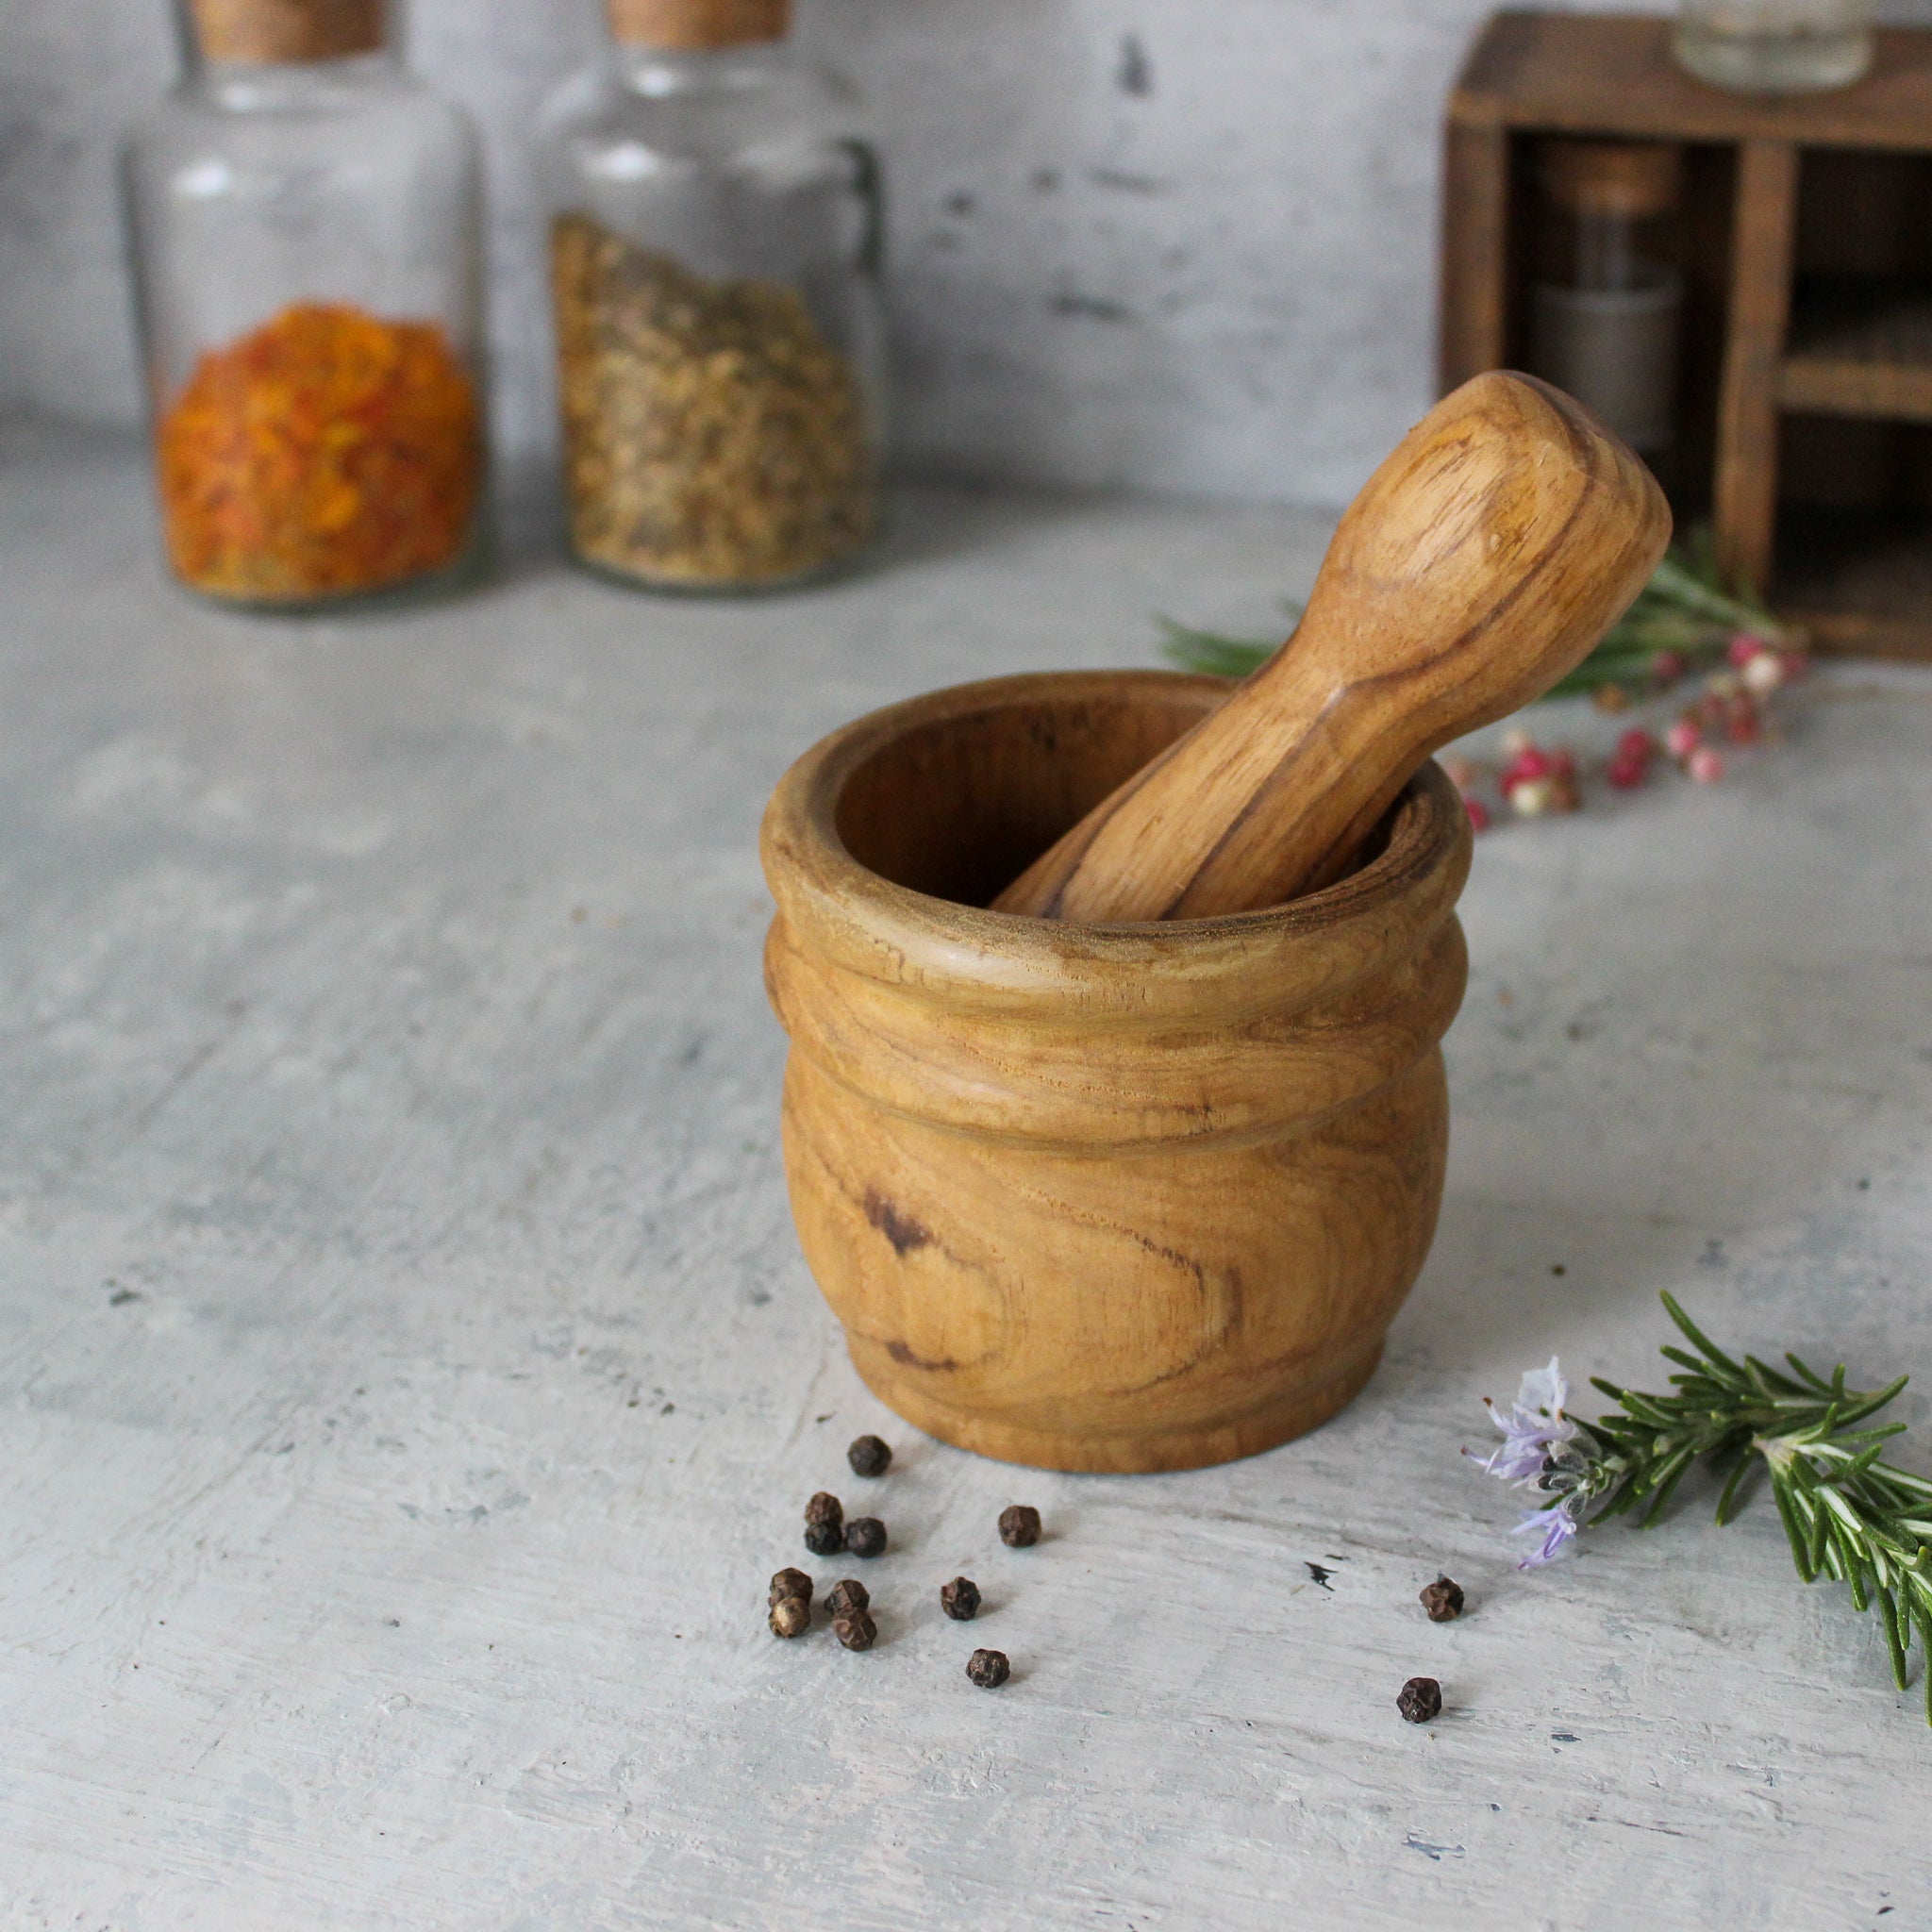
<box><xmin>12</xmin><ymin>0</ymin><xmax>1907</xmax><ymax>508</ymax></box>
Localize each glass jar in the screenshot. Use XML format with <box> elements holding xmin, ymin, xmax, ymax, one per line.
<box><xmin>1529</xmin><ymin>142</ymin><xmax>1683</xmax><ymax>458</ymax></box>
<box><xmin>538</xmin><ymin>0</ymin><xmax>886</xmax><ymax>592</ymax></box>
<box><xmin>1674</xmin><ymin>0</ymin><xmax>1873</xmax><ymax>94</ymax></box>
<box><xmin>122</xmin><ymin>0</ymin><xmax>486</xmax><ymax>608</ymax></box>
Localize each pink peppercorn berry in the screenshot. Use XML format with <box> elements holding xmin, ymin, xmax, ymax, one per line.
<box><xmin>1665</xmin><ymin>718</ymin><xmax>1702</xmax><ymax>759</ymax></box>
<box><xmin>1606</xmin><ymin>726</ymin><xmax>1656</xmax><ymax>791</ymax></box>
<box><xmin>1463</xmin><ymin>795</ymin><xmax>1491</xmax><ymax>832</ymax></box>
<box><xmin>1501</xmin><ymin>746</ymin><xmax>1552</xmax><ymax>789</ymax></box>
<box><xmin>1687</xmin><ymin>745</ymin><xmax>1725</xmax><ymax>784</ymax></box>
<box><xmin>1726</xmin><ymin>631</ymin><xmax>1769</xmax><ymax>667</ymax></box>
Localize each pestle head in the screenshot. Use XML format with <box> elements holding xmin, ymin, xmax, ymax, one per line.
<box><xmin>1297</xmin><ymin>369</ymin><xmax>1671</xmax><ymax>747</ymax></box>
<box><xmin>994</xmin><ymin>370</ymin><xmax>1672</xmax><ymax>922</ymax></box>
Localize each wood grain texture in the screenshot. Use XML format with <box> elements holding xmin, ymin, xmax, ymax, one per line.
<box><xmin>994</xmin><ymin>373</ymin><xmax>1669</xmax><ymax>923</ymax></box>
<box><xmin>1780</xmin><ymin>294</ymin><xmax>1932</xmax><ymax>423</ymax></box>
<box><xmin>1439</xmin><ymin>120</ymin><xmax>1511</xmax><ymax>392</ymax></box>
<box><xmin>1714</xmin><ymin>141</ymin><xmax>1799</xmax><ymax>595</ymax></box>
<box><xmin>761</xmin><ymin>671</ymin><xmax>1472</xmax><ymax>1473</ymax></box>
<box><xmin>188</xmin><ymin>0</ymin><xmax>383</xmax><ymax>62</ymax></box>
<box><xmin>604</xmin><ymin>0</ymin><xmax>789</xmax><ymax>49</ymax></box>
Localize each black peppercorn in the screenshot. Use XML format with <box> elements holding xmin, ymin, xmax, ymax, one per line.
<box><xmin>966</xmin><ymin>1648</ymin><xmax>1009</xmax><ymax>1689</ymax></box>
<box><xmin>1397</xmin><ymin>1676</ymin><xmax>1442</xmax><ymax>1724</ymax></box>
<box><xmin>832</xmin><ymin>1607</ymin><xmax>877</xmax><ymax>1651</ymax></box>
<box><xmin>941</xmin><ymin>1576</ymin><xmax>981</xmax><ymax>1621</ymax></box>
<box><xmin>769</xmin><ymin>1567</ymin><xmax>813</xmax><ymax>1607</ymax></box>
<box><xmin>844</xmin><ymin>1516</ymin><xmax>887</xmax><ymax>1559</ymax></box>
<box><xmin>769</xmin><ymin>1595</ymin><xmax>810</xmax><ymax>1639</ymax></box>
<box><xmin>998</xmin><ymin>1504</ymin><xmax>1041</xmax><ymax>1548</ymax></box>
<box><xmin>1420</xmin><ymin>1576</ymin><xmax>1465</xmax><ymax>1623</ymax></box>
<box><xmin>847</xmin><ymin>1434</ymin><xmax>891</xmax><ymax>1478</ymax></box>
<box><xmin>804</xmin><ymin>1491</ymin><xmax>844</xmax><ymax>1557</ymax></box>
<box><xmin>824</xmin><ymin>1578</ymin><xmax>870</xmax><ymax>1619</ymax></box>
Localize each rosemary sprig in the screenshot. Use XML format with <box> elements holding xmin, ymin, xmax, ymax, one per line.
<box><xmin>1156</xmin><ymin>614</ymin><xmax>1277</xmax><ymax>681</ymax></box>
<box><xmin>1158</xmin><ymin>530</ymin><xmax>1797</xmax><ymax>699</ymax></box>
<box><xmin>1475</xmin><ymin>1294</ymin><xmax>1932</xmax><ymax>1723</ymax></box>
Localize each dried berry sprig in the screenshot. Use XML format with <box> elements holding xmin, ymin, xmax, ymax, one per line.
<box><xmin>1471</xmin><ymin>1293</ymin><xmax>1932</xmax><ymax>1723</ymax></box>
<box><xmin>1546</xmin><ymin>535</ymin><xmax>1799</xmax><ymax>699</ymax></box>
<box><xmin>1157</xmin><ymin>533</ymin><xmax>1798</xmax><ymax>702</ymax></box>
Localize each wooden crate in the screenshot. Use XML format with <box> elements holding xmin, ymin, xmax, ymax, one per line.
<box><xmin>1444</xmin><ymin>9</ymin><xmax>1932</xmax><ymax>658</ymax></box>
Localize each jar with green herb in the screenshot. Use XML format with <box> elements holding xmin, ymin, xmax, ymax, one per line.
<box><xmin>537</xmin><ymin>0</ymin><xmax>885</xmax><ymax>592</ymax></box>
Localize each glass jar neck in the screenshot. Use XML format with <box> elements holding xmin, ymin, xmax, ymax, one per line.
<box><xmin>180</xmin><ymin>48</ymin><xmax>403</xmax><ymax>112</ymax></box>
<box><xmin>1575</xmin><ymin>210</ymin><xmax>1638</xmax><ymax>291</ymax></box>
<box><xmin>608</xmin><ymin>35</ymin><xmax>793</xmax><ymax>100</ymax></box>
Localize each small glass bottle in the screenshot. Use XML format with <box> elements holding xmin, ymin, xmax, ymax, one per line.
<box><xmin>1529</xmin><ymin>142</ymin><xmax>1684</xmax><ymax>460</ymax></box>
<box><xmin>538</xmin><ymin>0</ymin><xmax>886</xmax><ymax>592</ymax></box>
<box><xmin>123</xmin><ymin>0</ymin><xmax>486</xmax><ymax>608</ymax></box>
<box><xmin>1674</xmin><ymin>0</ymin><xmax>1873</xmax><ymax>94</ymax></box>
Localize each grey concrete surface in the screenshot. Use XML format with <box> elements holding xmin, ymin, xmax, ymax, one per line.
<box><xmin>2</xmin><ymin>425</ymin><xmax>1931</xmax><ymax>1928</ymax></box>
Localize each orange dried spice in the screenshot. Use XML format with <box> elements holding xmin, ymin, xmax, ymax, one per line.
<box><xmin>157</xmin><ymin>301</ymin><xmax>480</xmax><ymax>602</ymax></box>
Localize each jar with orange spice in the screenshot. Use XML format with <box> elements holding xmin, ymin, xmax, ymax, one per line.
<box><xmin>123</xmin><ymin>0</ymin><xmax>486</xmax><ymax>607</ymax></box>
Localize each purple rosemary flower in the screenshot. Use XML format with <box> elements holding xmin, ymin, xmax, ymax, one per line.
<box><xmin>1511</xmin><ymin>1500</ymin><xmax>1581</xmax><ymax>1568</ymax></box>
<box><xmin>1470</xmin><ymin>1357</ymin><xmax>1600</xmax><ymax>1568</ymax></box>
<box><xmin>1470</xmin><ymin>1357</ymin><xmax>1580</xmax><ymax>1486</ymax></box>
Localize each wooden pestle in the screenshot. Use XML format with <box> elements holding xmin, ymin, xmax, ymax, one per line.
<box><xmin>993</xmin><ymin>372</ymin><xmax>1673</xmax><ymax>922</ymax></box>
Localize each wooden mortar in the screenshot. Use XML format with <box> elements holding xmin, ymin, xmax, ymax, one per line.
<box><xmin>760</xmin><ymin>669</ymin><xmax>1471</xmax><ymax>1474</ymax></box>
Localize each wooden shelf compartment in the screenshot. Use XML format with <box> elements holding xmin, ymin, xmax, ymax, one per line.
<box><xmin>1781</xmin><ymin>294</ymin><xmax>1932</xmax><ymax>424</ymax></box>
<box><xmin>1442</xmin><ymin>10</ymin><xmax>1932</xmax><ymax>660</ymax></box>
<box><xmin>1776</xmin><ymin>411</ymin><xmax>1932</xmax><ymax>655</ymax></box>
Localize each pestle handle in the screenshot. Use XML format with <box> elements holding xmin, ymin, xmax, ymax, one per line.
<box><xmin>993</xmin><ymin>372</ymin><xmax>1672</xmax><ymax>922</ymax></box>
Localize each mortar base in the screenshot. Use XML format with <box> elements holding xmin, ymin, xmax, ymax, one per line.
<box><xmin>846</xmin><ymin>1335</ymin><xmax>1387</xmax><ymax>1474</ymax></box>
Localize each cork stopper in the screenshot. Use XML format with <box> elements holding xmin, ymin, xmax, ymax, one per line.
<box><xmin>605</xmin><ymin>0</ymin><xmax>791</xmax><ymax>50</ymax></box>
<box><xmin>1541</xmin><ymin>142</ymin><xmax>1682</xmax><ymax>222</ymax></box>
<box><xmin>190</xmin><ymin>0</ymin><xmax>386</xmax><ymax>62</ymax></box>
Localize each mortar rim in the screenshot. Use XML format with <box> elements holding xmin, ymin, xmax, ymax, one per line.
<box><xmin>759</xmin><ymin>668</ymin><xmax>1472</xmax><ymax>1013</ymax></box>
